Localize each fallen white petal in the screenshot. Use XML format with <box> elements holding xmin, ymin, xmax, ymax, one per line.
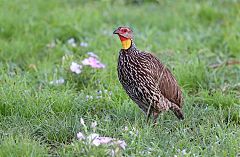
<box><xmin>91</xmin><ymin>121</ymin><xmax>97</xmax><ymax>129</ymax></box>
<box><xmin>87</xmin><ymin>52</ymin><xmax>98</xmax><ymax>58</ymax></box>
<box><xmin>124</xmin><ymin>126</ymin><xmax>129</xmax><ymax>131</ymax></box>
<box><xmin>117</xmin><ymin>140</ymin><xmax>127</xmax><ymax>150</ymax></box>
<box><xmin>182</xmin><ymin>149</ymin><xmax>187</xmax><ymax>155</ymax></box>
<box><xmin>77</xmin><ymin>132</ymin><xmax>85</xmax><ymax>140</ymax></box>
<box><xmin>88</xmin><ymin>133</ymin><xmax>100</xmax><ymax>141</ymax></box>
<box><xmin>80</xmin><ymin>118</ymin><xmax>86</xmax><ymax>127</ymax></box>
<box><xmin>110</xmin><ymin>149</ymin><xmax>115</xmax><ymax>157</ymax></box>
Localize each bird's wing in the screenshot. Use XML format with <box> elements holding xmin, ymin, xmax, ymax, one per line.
<box><xmin>139</xmin><ymin>52</ymin><xmax>183</xmax><ymax>108</ymax></box>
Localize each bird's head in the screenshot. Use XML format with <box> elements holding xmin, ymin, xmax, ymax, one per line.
<box><xmin>113</xmin><ymin>26</ymin><xmax>133</xmax><ymax>50</ymax></box>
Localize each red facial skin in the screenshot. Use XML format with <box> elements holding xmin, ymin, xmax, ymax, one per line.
<box><xmin>113</xmin><ymin>27</ymin><xmax>133</xmax><ymax>40</ymax></box>
<box><xmin>119</xmin><ymin>35</ymin><xmax>129</xmax><ymax>41</ymax></box>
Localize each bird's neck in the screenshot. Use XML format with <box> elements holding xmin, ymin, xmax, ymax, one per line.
<box><xmin>129</xmin><ymin>41</ymin><xmax>137</xmax><ymax>50</ymax></box>
<box><xmin>119</xmin><ymin>36</ymin><xmax>137</xmax><ymax>51</ymax></box>
<box><xmin>121</xmin><ymin>39</ymin><xmax>131</xmax><ymax>50</ymax></box>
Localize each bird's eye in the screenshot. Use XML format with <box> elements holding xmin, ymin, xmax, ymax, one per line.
<box><xmin>122</xmin><ymin>29</ymin><xmax>128</xmax><ymax>33</ymax></box>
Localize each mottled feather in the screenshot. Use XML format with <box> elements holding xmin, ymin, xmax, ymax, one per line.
<box><xmin>115</xmin><ymin>27</ymin><xmax>184</xmax><ymax>123</ymax></box>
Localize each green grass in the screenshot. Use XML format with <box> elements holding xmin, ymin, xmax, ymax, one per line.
<box><xmin>0</xmin><ymin>0</ymin><xmax>240</xmax><ymax>156</ymax></box>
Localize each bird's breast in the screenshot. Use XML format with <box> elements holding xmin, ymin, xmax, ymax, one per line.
<box><xmin>117</xmin><ymin>53</ymin><xmax>137</xmax><ymax>86</ymax></box>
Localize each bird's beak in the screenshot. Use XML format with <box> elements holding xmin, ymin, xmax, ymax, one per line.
<box><xmin>113</xmin><ymin>29</ymin><xmax>120</xmax><ymax>34</ymax></box>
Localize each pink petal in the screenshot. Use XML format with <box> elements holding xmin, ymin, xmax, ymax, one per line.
<box><xmin>98</xmin><ymin>137</ymin><xmax>113</xmax><ymax>144</ymax></box>
<box><xmin>82</xmin><ymin>58</ymin><xmax>91</xmax><ymax>65</ymax></box>
<box><xmin>88</xmin><ymin>57</ymin><xmax>98</xmax><ymax>63</ymax></box>
<box><xmin>91</xmin><ymin>137</ymin><xmax>113</xmax><ymax>146</ymax></box>
<box><xmin>81</xmin><ymin>57</ymin><xmax>105</xmax><ymax>68</ymax></box>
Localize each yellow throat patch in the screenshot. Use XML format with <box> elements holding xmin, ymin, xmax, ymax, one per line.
<box><xmin>121</xmin><ymin>39</ymin><xmax>131</xmax><ymax>49</ymax></box>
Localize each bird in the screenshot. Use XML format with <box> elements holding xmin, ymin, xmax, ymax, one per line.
<box><xmin>113</xmin><ymin>26</ymin><xmax>184</xmax><ymax>125</ymax></box>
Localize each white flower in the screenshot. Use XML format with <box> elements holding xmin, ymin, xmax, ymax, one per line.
<box><xmin>91</xmin><ymin>137</ymin><xmax>112</xmax><ymax>146</ymax></box>
<box><xmin>87</xmin><ymin>52</ymin><xmax>98</xmax><ymax>58</ymax></box>
<box><xmin>88</xmin><ymin>133</ymin><xmax>100</xmax><ymax>141</ymax></box>
<box><xmin>80</xmin><ymin>42</ymin><xmax>88</xmax><ymax>47</ymax></box>
<box><xmin>110</xmin><ymin>149</ymin><xmax>115</xmax><ymax>157</ymax></box>
<box><xmin>89</xmin><ymin>136</ymin><xmax>127</xmax><ymax>149</ymax></box>
<box><xmin>77</xmin><ymin>132</ymin><xmax>85</xmax><ymax>140</ymax></box>
<box><xmin>81</xmin><ymin>57</ymin><xmax>105</xmax><ymax>69</ymax></box>
<box><xmin>86</xmin><ymin>95</ymin><xmax>89</xmax><ymax>100</ymax></box>
<box><xmin>67</xmin><ymin>38</ymin><xmax>77</xmax><ymax>47</ymax></box>
<box><xmin>68</xmin><ymin>38</ymin><xmax>75</xmax><ymax>44</ymax></box>
<box><xmin>129</xmin><ymin>131</ymin><xmax>134</xmax><ymax>135</ymax></box>
<box><xmin>49</xmin><ymin>78</ymin><xmax>65</xmax><ymax>85</ymax></box>
<box><xmin>75</xmin><ymin>130</ymin><xmax>127</xmax><ymax>152</ymax></box>
<box><xmin>124</xmin><ymin>126</ymin><xmax>129</xmax><ymax>131</ymax></box>
<box><xmin>70</xmin><ymin>62</ymin><xmax>82</xmax><ymax>74</ymax></box>
<box><xmin>91</xmin><ymin>121</ymin><xmax>97</xmax><ymax>129</ymax></box>
<box><xmin>182</xmin><ymin>149</ymin><xmax>187</xmax><ymax>155</ymax></box>
<box><xmin>129</xmin><ymin>127</ymin><xmax>139</xmax><ymax>136</ymax></box>
<box><xmin>86</xmin><ymin>95</ymin><xmax>94</xmax><ymax>100</ymax></box>
<box><xmin>80</xmin><ymin>118</ymin><xmax>86</xmax><ymax>127</ymax></box>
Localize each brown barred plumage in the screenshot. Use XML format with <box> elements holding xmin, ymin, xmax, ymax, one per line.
<box><xmin>113</xmin><ymin>26</ymin><xmax>184</xmax><ymax>124</ymax></box>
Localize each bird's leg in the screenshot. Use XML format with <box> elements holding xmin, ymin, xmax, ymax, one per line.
<box><xmin>153</xmin><ymin>112</ymin><xmax>160</xmax><ymax>127</ymax></box>
<box><xmin>146</xmin><ymin>110</ymin><xmax>152</xmax><ymax>124</ymax></box>
<box><xmin>146</xmin><ymin>104</ymin><xmax>153</xmax><ymax>124</ymax></box>
<box><xmin>170</xmin><ymin>104</ymin><xmax>184</xmax><ymax>120</ymax></box>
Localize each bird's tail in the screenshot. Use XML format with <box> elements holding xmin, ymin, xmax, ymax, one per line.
<box><xmin>170</xmin><ymin>103</ymin><xmax>184</xmax><ymax>120</ymax></box>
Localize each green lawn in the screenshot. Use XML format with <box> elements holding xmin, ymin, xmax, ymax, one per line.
<box><xmin>0</xmin><ymin>0</ymin><xmax>240</xmax><ymax>156</ymax></box>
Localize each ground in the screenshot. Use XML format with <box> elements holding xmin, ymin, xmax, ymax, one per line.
<box><xmin>0</xmin><ymin>0</ymin><xmax>240</xmax><ymax>156</ymax></box>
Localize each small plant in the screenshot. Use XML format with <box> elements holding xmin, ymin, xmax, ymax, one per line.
<box><xmin>61</xmin><ymin>118</ymin><xmax>127</xmax><ymax>157</ymax></box>
<box><xmin>48</xmin><ymin>38</ymin><xmax>106</xmax><ymax>89</ymax></box>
